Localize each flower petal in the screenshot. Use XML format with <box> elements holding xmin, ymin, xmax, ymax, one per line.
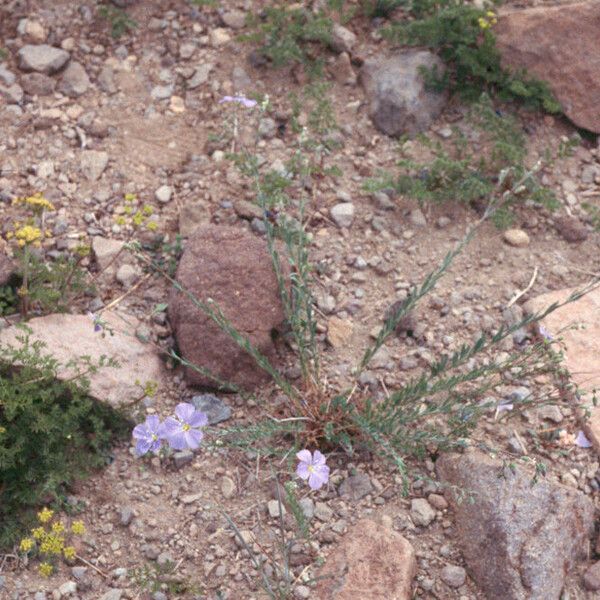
<box><xmin>296</xmin><ymin>462</ymin><xmax>310</xmax><ymax>480</ymax></box>
<box><xmin>184</xmin><ymin>428</ymin><xmax>204</xmax><ymax>450</ymax></box>
<box><xmin>296</xmin><ymin>449</ymin><xmax>312</xmax><ymax>463</ymax></box>
<box><xmin>159</xmin><ymin>417</ymin><xmax>181</xmax><ymax>438</ymax></box>
<box><xmin>308</xmin><ymin>468</ymin><xmax>329</xmax><ymax>490</ymax></box>
<box><xmin>188</xmin><ymin>411</ymin><xmax>208</xmax><ymax>428</ymax></box>
<box><xmin>312</xmin><ymin>450</ymin><xmax>327</xmax><ymax>466</ymax></box>
<box><xmin>135</xmin><ymin>438</ymin><xmax>153</xmax><ymax>456</ymax></box>
<box><xmin>575</xmin><ymin>430</ymin><xmax>593</xmax><ymax>448</ymax></box>
<box><xmin>175</xmin><ymin>402</ymin><xmax>196</xmax><ymax>423</ymax></box>
<box><xmin>165</xmin><ymin>429</ymin><xmax>187</xmax><ymax>451</ymax></box>
<box><xmin>145</xmin><ymin>414</ymin><xmax>161</xmax><ymax>432</ymax></box>
<box><xmin>132</xmin><ymin>423</ymin><xmax>149</xmax><ymax>440</ymax></box>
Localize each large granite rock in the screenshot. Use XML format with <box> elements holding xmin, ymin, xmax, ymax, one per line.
<box><xmin>0</xmin><ymin>311</ymin><xmax>166</xmax><ymax>409</ymax></box>
<box><xmin>496</xmin><ymin>3</ymin><xmax>600</xmax><ymax>133</ymax></box>
<box><xmin>169</xmin><ymin>225</ymin><xmax>287</xmax><ymax>390</ymax></box>
<box><xmin>525</xmin><ymin>285</ymin><xmax>600</xmax><ymax>449</ymax></box>
<box><xmin>438</xmin><ymin>450</ymin><xmax>594</xmax><ymax>600</ymax></box>
<box><xmin>315</xmin><ymin>518</ymin><xmax>416</xmax><ymax>599</ymax></box>
<box><xmin>360</xmin><ymin>50</ymin><xmax>447</xmax><ymax>137</ymax></box>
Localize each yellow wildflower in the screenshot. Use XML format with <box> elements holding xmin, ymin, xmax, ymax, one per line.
<box><xmin>486</xmin><ymin>10</ymin><xmax>495</xmax><ymax>17</ymax></box>
<box><xmin>37</xmin><ymin>507</ymin><xmax>54</xmax><ymax>523</ymax></box>
<box><xmin>15</xmin><ymin>225</ymin><xmax>42</xmax><ymax>246</ymax></box>
<box><xmin>39</xmin><ymin>562</ymin><xmax>53</xmax><ymax>577</ymax></box>
<box><xmin>14</xmin><ymin>193</ymin><xmax>55</xmax><ymax>212</ymax></box>
<box><xmin>0</xmin><ymin>426</ymin><xmax>5</xmax><ymax>434</ymax></box>
<box><xmin>142</xmin><ymin>204</ymin><xmax>153</xmax><ymax>216</ymax></box>
<box><xmin>146</xmin><ymin>221</ymin><xmax>158</xmax><ymax>232</ymax></box>
<box><xmin>132</xmin><ymin>212</ymin><xmax>144</xmax><ymax>227</ymax></box>
<box><xmin>124</xmin><ymin>193</ymin><xmax>137</xmax><ymax>202</ymax></box>
<box><xmin>31</xmin><ymin>526</ymin><xmax>45</xmax><ymax>540</ymax></box>
<box><xmin>39</xmin><ymin>533</ymin><xmax>64</xmax><ymax>555</ymax></box>
<box><xmin>478</xmin><ymin>17</ymin><xmax>490</xmax><ymax>29</ymax></box>
<box><xmin>51</xmin><ymin>521</ymin><xmax>65</xmax><ymax>534</ymax></box>
<box><xmin>63</xmin><ymin>546</ymin><xmax>76</xmax><ymax>560</ymax></box>
<box><xmin>19</xmin><ymin>538</ymin><xmax>34</xmax><ymax>552</ymax></box>
<box><xmin>71</xmin><ymin>520</ymin><xmax>86</xmax><ymax>535</ymax></box>
<box><xmin>114</xmin><ymin>216</ymin><xmax>126</xmax><ymax>226</ymax></box>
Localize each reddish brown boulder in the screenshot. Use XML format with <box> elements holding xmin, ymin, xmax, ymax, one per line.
<box><xmin>169</xmin><ymin>225</ymin><xmax>287</xmax><ymax>390</ymax></box>
<box><xmin>315</xmin><ymin>519</ymin><xmax>416</xmax><ymax>600</ymax></box>
<box><xmin>495</xmin><ymin>3</ymin><xmax>600</xmax><ymax>133</ymax></box>
<box><xmin>438</xmin><ymin>450</ymin><xmax>594</xmax><ymax>600</ymax></box>
<box><xmin>525</xmin><ymin>286</ymin><xmax>600</xmax><ymax>449</ymax></box>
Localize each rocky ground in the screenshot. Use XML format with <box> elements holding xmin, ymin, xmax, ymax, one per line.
<box><xmin>1</xmin><ymin>1</ymin><xmax>600</xmax><ymax>599</ymax></box>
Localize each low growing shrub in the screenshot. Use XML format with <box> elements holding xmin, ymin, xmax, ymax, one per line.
<box><xmin>0</xmin><ymin>329</ymin><xmax>129</xmax><ymax>547</ymax></box>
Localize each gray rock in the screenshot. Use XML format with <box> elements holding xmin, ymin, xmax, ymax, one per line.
<box><xmin>267</xmin><ymin>499</ymin><xmax>286</xmax><ymax>518</ymax></box>
<box><xmin>119</xmin><ymin>506</ymin><xmax>134</xmax><ymax>526</ymax></box>
<box><xmin>299</xmin><ymin>497</ymin><xmax>314</xmax><ymax>519</ymax></box>
<box><xmin>221</xmin><ymin>475</ymin><xmax>236</xmax><ymax>499</ymax></box>
<box><xmin>116</xmin><ymin>264</ymin><xmax>139</xmax><ymax>288</ymax></box>
<box><xmin>71</xmin><ymin>566</ymin><xmax>88</xmax><ymax>580</ymax></box>
<box><xmin>314</xmin><ymin>501</ymin><xmax>333</xmax><ymax>522</ymax></box>
<box><xmin>0</xmin><ymin>66</ymin><xmax>15</xmax><ymax>86</ymax></box>
<box><xmin>191</xmin><ymin>393</ymin><xmax>232</xmax><ymax>425</ymax></box>
<box><xmin>258</xmin><ymin>117</ymin><xmax>277</xmax><ymax>139</ymax></box>
<box><xmin>330</xmin><ymin>202</ymin><xmax>355</xmax><ymax>228</ymax></box>
<box><xmin>152</xmin><ymin>593</ymin><xmax>168</xmax><ymax>600</ymax></box>
<box><xmin>81</xmin><ymin>150</ymin><xmax>109</xmax><ymax>181</ymax></box>
<box><xmin>0</xmin><ymin>83</ymin><xmax>23</xmax><ymax>104</ymax></box>
<box><xmin>173</xmin><ymin>450</ymin><xmax>194</xmax><ymax>469</ymax></box>
<box><xmin>18</xmin><ymin>44</ymin><xmax>70</xmax><ymax>74</ymax></box>
<box><xmin>437</xmin><ymin>450</ymin><xmax>594</xmax><ymax>600</ymax></box>
<box><xmin>58</xmin><ymin>581</ymin><xmax>77</xmax><ymax>596</ymax></box>
<box><xmin>221</xmin><ymin>10</ymin><xmax>247</xmax><ymax>29</ymax></box>
<box><xmin>410</xmin><ymin>498</ymin><xmax>436</xmax><ymax>527</ymax></box>
<box><xmin>21</xmin><ymin>72</ymin><xmax>55</xmax><ymax>95</ymax></box>
<box><xmin>98</xmin><ymin>65</ymin><xmax>117</xmax><ymax>94</ymax></box>
<box><xmin>151</xmin><ymin>84</ymin><xmax>173</xmax><ymax>100</ymax></box>
<box><xmin>583</xmin><ymin>561</ymin><xmax>600</xmax><ymax>591</ymax></box>
<box><xmin>409</xmin><ymin>208</ymin><xmax>427</xmax><ymax>227</ymax></box>
<box><xmin>338</xmin><ymin>473</ymin><xmax>373</xmax><ymax>501</ymax></box>
<box><xmin>360</xmin><ymin>50</ymin><xmax>447</xmax><ymax>137</ymax></box>
<box><xmin>99</xmin><ymin>590</ymin><xmax>123</xmax><ymax>600</ymax></box>
<box><xmin>440</xmin><ymin>565</ymin><xmax>466</xmax><ymax>588</ymax></box>
<box><xmin>58</xmin><ymin>61</ymin><xmax>90</xmax><ymax>97</ymax></box>
<box><xmin>154</xmin><ymin>185</ymin><xmax>172</xmax><ymax>203</ymax></box>
<box><xmin>187</xmin><ymin>63</ymin><xmax>213</xmax><ymax>89</ymax></box>
<box><xmin>232</xmin><ymin>65</ymin><xmax>252</xmax><ymax>91</ymax></box>
<box><xmin>34</xmin><ymin>593</ymin><xmax>47</xmax><ymax>600</ymax></box>
<box><xmin>330</xmin><ymin>23</ymin><xmax>357</xmax><ymax>54</ymax></box>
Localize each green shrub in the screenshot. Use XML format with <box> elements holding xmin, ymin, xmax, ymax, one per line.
<box><xmin>0</xmin><ymin>329</ymin><xmax>128</xmax><ymax>547</ymax></box>
<box><xmin>98</xmin><ymin>3</ymin><xmax>137</xmax><ymax>39</ymax></box>
<box><xmin>383</xmin><ymin>1</ymin><xmax>561</xmax><ymax>112</ymax></box>
<box><xmin>242</xmin><ymin>3</ymin><xmax>333</xmax><ymax>71</ymax></box>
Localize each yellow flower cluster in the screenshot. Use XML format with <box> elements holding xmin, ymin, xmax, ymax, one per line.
<box><xmin>14</xmin><ymin>225</ymin><xmax>42</xmax><ymax>247</ymax></box>
<box><xmin>18</xmin><ymin>508</ymin><xmax>87</xmax><ymax>578</ymax></box>
<box><xmin>13</xmin><ymin>193</ymin><xmax>55</xmax><ymax>213</ymax></box>
<box><xmin>478</xmin><ymin>11</ymin><xmax>497</xmax><ymax>29</ymax></box>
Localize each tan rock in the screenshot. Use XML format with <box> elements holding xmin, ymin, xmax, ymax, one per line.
<box><xmin>496</xmin><ymin>3</ymin><xmax>600</xmax><ymax>133</ymax></box>
<box><xmin>503</xmin><ymin>228</ymin><xmax>529</xmax><ymax>247</ymax></box>
<box><xmin>315</xmin><ymin>519</ymin><xmax>416</xmax><ymax>600</ymax></box>
<box><xmin>327</xmin><ymin>316</ymin><xmax>353</xmax><ymax>348</ymax></box>
<box><xmin>525</xmin><ymin>286</ymin><xmax>600</xmax><ymax>449</ymax></box>
<box><xmin>0</xmin><ymin>311</ymin><xmax>166</xmax><ymax>409</ymax></box>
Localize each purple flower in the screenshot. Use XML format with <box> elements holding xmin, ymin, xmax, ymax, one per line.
<box><xmin>539</xmin><ymin>325</ymin><xmax>553</xmax><ymax>342</ymax></box>
<box><xmin>161</xmin><ymin>403</ymin><xmax>208</xmax><ymax>451</ymax></box>
<box><xmin>219</xmin><ymin>95</ymin><xmax>257</xmax><ymax>108</ymax></box>
<box><xmin>296</xmin><ymin>449</ymin><xmax>330</xmax><ymax>491</ymax></box>
<box><xmin>575</xmin><ymin>430</ymin><xmax>593</xmax><ymax>448</ymax></box>
<box><xmin>132</xmin><ymin>415</ymin><xmax>163</xmax><ymax>456</ymax></box>
<box><xmin>88</xmin><ymin>312</ymin><xmax>103</xmax><ymax>333</ymax></box>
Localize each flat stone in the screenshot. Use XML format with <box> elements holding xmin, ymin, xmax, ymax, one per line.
<box><xmin>191</xmin><ymin>394</ymin><xmax>232</xmax><ymax>425</ymax></box>
<box><xmin>99</xmin><ymin>590</ymin><xmax>122</xmax><ymax>600</ymax></box>
<box><xmin>330</xmin><ymin>202</ymin><xmax>355</xmax><ymax>228</ymax></box>
<box><xmin>0</xmin><ymin>83</ymin><xmax>23</xmax><ymax>104</ymax></box>
<box><xmin>314</xmin><ymin>501</ymin><xmax>333</xmax><ymax>522</ymax></box>
<box><xmin>80</xmin><ymin>150</ymin><xmax>109</xmax><ymax>181</ymax></box>
<box><xmin>116</xmin><ymin>264</ymin><xmax>140</xmax><ymax>288</ymax></box>
<box><xmin>221</xmin><ymin>476</ymin><xmax>236</xmax><ymax>499</ymax></box>
<box><xmin>525</xmin><ymin>286</ymin><xmax>600</xmax><ymax>450</ymax></box>
<box><xmin>58</xmin><ymin>61</ymin><xmax>90</xmax><ymax>97</ymax></box>
<box><xmin>267</xmin><ymin>499</ymin><xmax>286</xmax><ymax>518</ymax></box>
<box><xmin>327</xmin><ymin>316</ymin><xmax>353</xmax><ymax>348</ymax></box>
<box><xmin>438</xmin><ymin>449</ymin><xmax>594</xmax><ymax>600</ymax></box>
<box><xmin>583</xmin><ymin>561</ymin><xmax>600</xmax><ymax>591</ymax></box>
<box><xmin>119</xmin><ymin>506</ymin><xmax>134</xmax><ymax>526</ymax></box>
<box><xmin>187</xmin><ymin>63</ymin><xmax>213</xmax><ymax>89</ymax></box>
<box><xmin>221</xmin><ymin>10</ymin><xmax>247</xmax><ymax>29</ymax></box>
<box><xmin>0</xmin><ymin>312</ymin><xmax>166</xmax><ymax>409</ymax></box>
<box><xmin>92</xmin><ymin>236</ymin><xmax>124</xmax><ymax>271</ymax></box>
<box><xmin>330</xmin><ymin>23</ymin><xmax>357</xmax><ymax>54</ymax></box>
<box><xmin>210</xmin><ymin>28</ymin><xmax>231</xmax><ymax>47</ymax></box>
<box><xmin>0</xmin><ymin>65</ymin><xmax>16</xmax><ymax>86</ymax></box>
<box><xmin>173</xmin><ymin>450</ymin><xmax>194</xmax><ymax>469</ymax></box>
<box><xmin>315</xmin><ymin>519</ymin><xmax>416</xmax><ymax>600</ymax></box>
<box><xmin>338</xmin><ymin>473</ymin><xmax>373</xmax><ymax>501</ymax></box>
<box><xmin>17</xmin><ymin>44</ymin><xmax>70</xmax><ymax>74</ymax></box>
